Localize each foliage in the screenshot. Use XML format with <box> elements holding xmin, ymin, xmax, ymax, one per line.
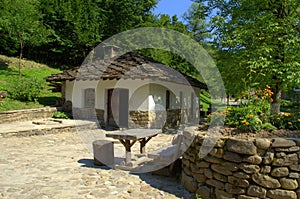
<box><xmin>261</xmin><ymin>123</ymin><xmax>277</xmax><ymax>131</ymax></box>
<box><xmin>270</xmin><ymin>112</ymin><xmax>300</xmax><ymax>130</ymax></box>
<box><xmin>0</xmin><ymin>0</ymin><xmax>51</xmax><ymax>74</ymax></box>
<box><xmin>0</xmin><ymin>0</ymin><xmax>158</xmax><ymax>67</ymax></box>
<box><xmin>0</xmin><ymin>55</ymin><xmax>61</xmax><ymax>111</ymax></box>
<box><xmin>192</xmin><ymin>0</ymin><xmax>300</xmax><ymax>114</ymax></box>
<box><xmin>183</xmin><ymin>2</ymin><xmax>212</xmax><ymax>42</ymax></box>
<box><xmin>0</xmin><ymin>98</ymin><xmax>43</xmax><ymax>112</ymax></box>
<box><xmin>6</xmin><ymin>77</ymin><xmax>43</xmax><ymax>102</ymax></box>
<box><xmin>239</xmin><ymin>85</ymin><xmax>274</xmax><ymax>123</ymax></box>
<box><xmin>52</xmin><ymin>111</ymin><xmax>71</xmax><ymax>119</ymax></box>
<box><xmin>207</xmin><ymin>86</ymin><xmax>276</xmax><ymax>132</ymax></box>
<box><xmin>195</xmin><ymin>194</ymin><xmax>202</xmax><ymax>199</ymax></box>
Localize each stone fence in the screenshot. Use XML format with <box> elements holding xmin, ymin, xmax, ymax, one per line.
<box><xmin>181</xmin><ymin>134</ymin><xmax>300</xmax><ymax>199</ymax></box>
<box><xmin>0</xmin><ymin>107</ymin><xmax>57</xmax><ymax>124</ymax></box>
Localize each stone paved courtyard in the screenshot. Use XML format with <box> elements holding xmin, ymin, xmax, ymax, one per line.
<box><xmin>0</xmin><ymin>130</ymin><xmax>192</xmax><ymax>199</ymax></box>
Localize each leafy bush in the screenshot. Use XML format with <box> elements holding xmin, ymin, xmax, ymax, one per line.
<box><xmin>281</xmin><ymin>99</ymin><xmax>293</xmax><ymax>107</ymax></box>
<box><xmin>52</xmin><ymin>111</ymin><xmax>71</xmax><ymax>119</ymax></box>
<box><xmin>261</xmin><ymin>123</ymin><xmax>277</xmax><ymax>131</ymax></box>
<box><xmin>6</xmin><ymin>77</ymin><xmax>43</xmax><ymax>102</ymax></box>
<box><xmin>270</xmin><ymin>112</ymin><xmax>300</xmax><ymax>130</ymax></box>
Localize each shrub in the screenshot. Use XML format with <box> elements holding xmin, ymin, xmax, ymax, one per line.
<box><xmin>52</xmin><ymin>111</ymin><xmax>71</xmax><ymax>119</ymax></box>
<box><xmin>6</xmin><ymin>77</ymin><xmax>43</xmax><ymax>102</ymax></box>
<box><xmin>270</xmin><ymin>112</ymin><xmax>300</xmax><ymax>130</ymax></box>
<box><xmin>207</xmin><ymin>107</ymin><xmax>263</xmax><ymax>132</ymax></box>
<box><xmin>261</xmin><ymin>123</ymin><xmax>277</xmax><ymax>131</ymax></box>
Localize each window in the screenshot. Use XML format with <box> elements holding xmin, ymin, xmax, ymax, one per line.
<box><xmin>84</xmin><ymin>88</ymin><xmax>95</xmax><ymax>108</ymax></box>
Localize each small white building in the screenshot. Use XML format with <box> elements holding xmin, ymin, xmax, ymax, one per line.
<box><xmin>47</xmin><ymin>47</ymin><xmax>207</xmax><ymax>130</ymax></box>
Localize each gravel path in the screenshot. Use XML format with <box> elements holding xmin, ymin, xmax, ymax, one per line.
<box><xmin>0</xmin><ymin>131</ymin><xmax>193</xmax><ymax>199</ymax></box>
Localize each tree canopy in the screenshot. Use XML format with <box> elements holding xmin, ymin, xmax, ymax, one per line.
<box><xmin>190</xmin><ymin>0</ymin><xmax>300</xmax><ymax>113</ymax></box>
<box><xmin>0</xmin><ymin>0</ymin><xmax>157</xmax><ymax>67</ymax></box>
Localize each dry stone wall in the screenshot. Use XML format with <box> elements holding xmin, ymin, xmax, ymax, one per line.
<box><xmin>181</xmin><ymin>134</ymin><xmax>300</xmax><ymax>199</ymax></box>
<box><xmin>0</xmin><ymin>107</ymin><xmax>57</xmax><ymax>124</ymax></box>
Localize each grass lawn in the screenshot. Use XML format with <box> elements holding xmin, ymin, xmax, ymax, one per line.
<box><xmin>0</xmin><ymin>55</ymin><xmax>61</xmax><ymax>112</ymax></box>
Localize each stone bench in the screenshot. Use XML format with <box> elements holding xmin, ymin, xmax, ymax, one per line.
<box><xmin>93</xmin><ymin>140</ymin><xmax>114</xmax><ymax>167</ymax></box>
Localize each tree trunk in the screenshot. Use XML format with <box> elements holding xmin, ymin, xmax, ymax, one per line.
<box><xmin>270</xmin><ymin>86</ymin><xmax>282</xmax><ymax>114</ymax></box>
<box><xmin>18</xmin><ymin>33</ymin><xmax>23</xmax><ymax>77</ymax></box>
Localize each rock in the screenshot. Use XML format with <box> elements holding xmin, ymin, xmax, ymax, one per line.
<box><xmin>211</xmin><ymin>164</ymin><xmax>233</xmax><ymax>176</ymax></box>
<box><xmin>272</xmin><ymin>138</ymin><xmax>296</xmax><ymax>148</ymax></box>
<box><xmin>260</xmin><ymin>166</ymin><xmax>271</xmax><ymax>174</ymax></box>
<box><xmin>255</xmin><ymin>138</ymin><xmax>271</xmax><ymax>150</ymax></box>
<box><xmin>183</xmin><ymin>166</ymin><xmax>192</xmax><ymax>176</ymax></box>
<box><xmin>204</xmin><ymin>168</ymin><xmax>213</xmax><ymax>179</ymax></box>
<box><xmin>204</xmin><ymin>155</ymin><xmax>222</xmax><ymax>164</ymax></box>
<box><xmin>251</xmin><ymin>173</ymin><xmax>281</xmax><ymax>188</ymax></box>
<box><xmin>181</xmin><ymin>172</ymin><xmax>197</xmax><ymax>192</ymax></box>
<box><xmin>225</xmin><ymin>183</ymin><xmax>245</xmax><ymax>194</ymax></box>
<box><xmin>196</xmin><ymin>161</ymin><xmax>210</xmax><ymax>168</ymax></box>
<box><xmin>233</xmin><ymin>172</ymin><xmax>250</xmax><ymax>179</ymax></box>
<box><xmin>243</xmin><ymin>155</ymin><xmax>262</xmax><ymax>165</ymax></box>
<box><xmin>0</xmin><ymin>91</ymin><xmax>7</xmax><ymax>98</ymax></box>
<box><xmin>215</xmin><ymin>189</ymin><xmax>233</xmax><ymax>199</ymax></box>
<box><xmin>289</xmin><ymin>172</ymin><xmax>299</xmax><ymax>179</ymax></box>
<box><xmin>193</xmin><ymin>173</ymin><xmax>206</xmax><ymax>183</ymax></box>
<box><xmin>247</xmin><ymin>185</ymin><xmax>267</xmax><ymax>198</ymax></box>
<box><xmin>206</xmin><ymin>179</ymin><xmax>225</xmax><ymax>189</ymax></box>
<box><xmin>226</xmin><ymin>138</ymin><xmax>257</xmax><ymax>155</ymax></box>
<box><xmin>266</xmin><ymin>189</ymin><xmax>297</xmax><ymax>199</ymax></box>
<box><xmin>279</xmin><ymin>178</ymin><xmax>298</xmax><ymax>190</ymax></box>
<box><xmin>223</xmin><ymin>152</ymin><xmax>243</xmax><ymax>163</ymax></box>
<box><xmin>209</xmin><ymin>148</ymin><xmax>224</xmax><ymax>158</ymax></box>
<box><xmin>275</xmin><ymin>146</ymin><xmax>300</xmax><ymax>152</ymax></box>
<box><xmin>191</xmin><ymin>163</ymin><xmax>203</xmax><ymax>174</ymax></box>
<box><xmin>270</xmin><ymin>167</ymin><xmax>289</xmax><ymax>177</ymax></box>
<box><xmin>239</xmin><ymin>163</ymin><xmax>260</xmax><ymax>174</ymax></box>
<box><xmin>220</xmin><ymin>162</ymin><xmax>239</xmax><ymax>171</ymax></box>
<box><xmin>215</xmin><ymin>139</ymin><xmax>225</xmax><ymax>148</ymax></box>
<box><xmin>287</xmin><ymin>138</ymin><xmax>300</xmax><ymax>146</ymax></box>
<box><xmin>263</xmin><ymin>152</ymin><xmax>274</xmax><ymax>164</ymax></box>
<box><xmin>196</xmin><ymin>186</ymin><xmax>211</xmax><ymax>199</ymax></box>
<box><xmin>276</xmin><ymin>152</ymin><xmax>286</xmax><ymax>158</ymax></box>
<box><xmin>228</xmin><ymin>176</ymin><xmax>249</xmax><ymax>188</ymax></box>
<box><xmin>238</xmin><ymin>195</ymin><xmax>259</xmax><ymax>199</ymax></box>
<box><xmin>296</xmin><ymin>190</ymin><xmax>300</xmax><ymax>199</ymax></box>
<box><xmin>289</xmin><ymin>164</ymin><xmax>300</xmax><ymax>171</ymax></box>
<box><xmin>213</xmin><ymin>172</ymin><xmax>228</xmax><ymax>183</ymax></box>
<box><xmin>272</xmin><ymin>154</ymin><xmax>298</xmax><ymax>166</ymax></box>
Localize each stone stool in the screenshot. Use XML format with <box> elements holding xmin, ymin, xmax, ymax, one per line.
<box><xmin>93</xmin><ymin>140</ymin><xmax>114</xmax><ymax>166</ymax></box>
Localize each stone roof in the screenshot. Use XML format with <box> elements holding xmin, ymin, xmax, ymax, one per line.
<box><xmin>46</xmin><ymin>52</ymin><xmax>207</xmax><ymax>89</ymax></box>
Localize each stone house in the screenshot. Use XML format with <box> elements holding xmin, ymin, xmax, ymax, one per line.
<box><xmin>46</xmin><ymin>47</ymin><xmax>207</xmax><ymax>130</ymax></box>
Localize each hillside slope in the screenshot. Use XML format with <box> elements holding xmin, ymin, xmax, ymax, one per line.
<box><xmin>0</xmin><ymin>55</ymin><xmax>61</xmax><ymax>112</ymax></box>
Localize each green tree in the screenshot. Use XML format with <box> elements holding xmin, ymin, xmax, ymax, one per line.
<box><xmin>183</xmin><ymin>2</ymin><xmax>212</xmax><ymax>42</ymax></box>
<box><xmin>37</xmin><ymin>0</ymin><xmax>157</xmax><ymax>66</ymax></box>
<box><xmin>0</xmin><ymin>0</ymin><xmax>50</xmax><ymax>75</ymax></box>
<box><xmin>139</xmin><ymin>14</ymin><xmax>204</xmax><ymax>79</ymax></box>
<box><xmin>193</xmin><ymin>0</ymin><xmax>300</xmax><ymax>114</ymax></box>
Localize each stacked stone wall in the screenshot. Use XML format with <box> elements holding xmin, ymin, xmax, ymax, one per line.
<box><xmin>95</xmin><ymin>109</ymin><xmax>105</xmax><ymax>127</ymax></box>
<box><xmin>129</xmin><ymin>111</ymin><xmax>149</xmax><ymax>128</ymax></box>
<box><xmin>0</xmin><ymin>107</ymin><xmax>57</xmax><ymax>124</ymax></box>
<box><xmin>182</xmin><ymin>135</ymin><xmax>300</xmax><ymax>199</ymax></box>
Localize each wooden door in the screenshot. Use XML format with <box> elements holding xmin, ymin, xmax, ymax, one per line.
<box><xmin>107</xmin><ymin>88</ymin><xmax>129</xmax><ymax>128</ymax></box>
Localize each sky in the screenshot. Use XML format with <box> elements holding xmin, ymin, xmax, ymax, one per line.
<box><xmin>153</xmin><ymin>0</ymin><xmax>193</xmax><ymax>20</ymax></box>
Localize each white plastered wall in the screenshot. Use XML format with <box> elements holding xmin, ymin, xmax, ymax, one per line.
<box><xmin>66</xmin><ymin>78</ymin><xmax>201</xmax><ymax>123</ymax></box>
<box><xmin>68</xmin><ymin>80</ymin><xmax>98</xmax><ymax>108</ymax></box>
